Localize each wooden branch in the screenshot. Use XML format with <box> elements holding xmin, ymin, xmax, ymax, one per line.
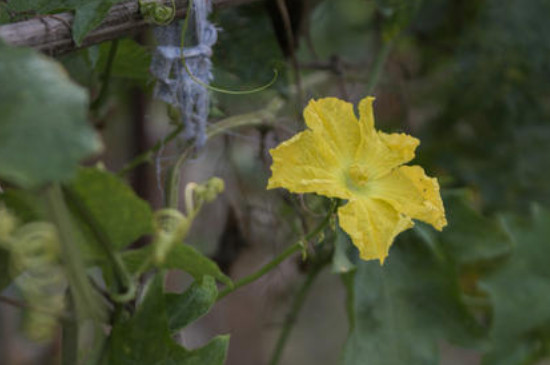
<box><xmin>0</xmin><ymin>0</ymin><xmax>259</xmax><ymax>55</ymax></box>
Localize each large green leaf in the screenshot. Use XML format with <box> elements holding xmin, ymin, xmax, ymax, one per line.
<box><xmin>67</xmin><ymin>167</ymin><xmax>153</xmax><ymax>253</ymax></box>
<box><xmin>166</xmin><ymin>276</ymin><xmax>218</xmax><ymax>332</ymax></box>
<box><xmin>123</xmin><ymin>244</ymin><xmax>232</xmax><ymax>287</ymax></box>
<box><xmin>480</xmin><ymin>205</ymin><xmax>550</xmax><ymax>364</ymax></box>
<box><xmin>434</xmin><ymin>191</ymin><xmax>512</xmax><ymax>265</ymax></box>
<box><xmin>343</xmin><ymin>233</ymin><xmax>485</xmax><ymax>365</ymax></box>
<box><xmin>0</xmin><ymin>43</ymin><xmax>102</xmax><ymax>188</ymax></box>
<box><xmin>108</xmin><ymin>273</ymin><xmax>229</xmax><ymax>365</ymax></box>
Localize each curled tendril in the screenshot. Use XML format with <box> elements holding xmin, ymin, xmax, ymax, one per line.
<box><xmin>5</xmin><ymin>222</ymin><xmax>67</xmax><ymax>342</ymax></box>
<box><xmin>153</xmin><ymin>209</ymin><xmax>190</xmax><ymax>264</ymax></box>
<box><xmin>180</xmin><ymin>0</ymin><xmax>279</xmax><ymax>95</ymax></box>
<box><xmin>139</xmin><ymin>0</ymin><xmax>176</xmax><ymax>25</ymax></box>
<box><xmin>184</xmin><ymin>177</ymin><xmax>225</xmax><ymax>216</ymax></box>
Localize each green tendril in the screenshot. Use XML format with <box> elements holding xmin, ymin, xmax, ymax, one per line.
<box><xmin>180</xmin><ymin>0</ymin><xmax>278</xmax><ymax>95</ymax></box>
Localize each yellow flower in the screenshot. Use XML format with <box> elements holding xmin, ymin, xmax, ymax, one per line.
<box><xmin>267</xmin><ymin>96</ymin><xmax>447</xmax><ymax>264</ymax></box>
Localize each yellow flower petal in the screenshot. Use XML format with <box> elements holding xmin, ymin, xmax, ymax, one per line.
<box><xmin>358</xmin><ymin>96</ymin><xmax>376</xmax><ymax>134</ymax></box>
<box><xmin>338</xmin><ymin>198</ymin><xmax>414</xmax><ymax>264</ymax></box>
<box><xmin>379</xmin><ymin>132</ymin><xmax>419</xmax><ymax>165</ymax></box>
<box><xmin>303</xmin><ymin>98</ymin><xmax>361</xmax><ymax>163</ymax></box>
<box><xmin>268</xmin><ymin>130</ymin><xmax>351</xmax><ymax>199</ymax></box>
<box><xmin>353</xmin><ymin>97</ymin><xmax>420</xmax><ymax>179</ymax></box>
<box><xmin>369</xmin><ymin>165</ymin><xmax>447</xmax><ymax>230</ymax></box>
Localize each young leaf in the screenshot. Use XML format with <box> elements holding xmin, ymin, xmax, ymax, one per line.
<box><xmin>166</xmin><ymin>276</ymin><xmax>218</xmax><ymax>332</ymax></box>
<box><xmin>342</xmin><ymin>233</ymin><xmax>485</xmax><ymax>365</ymax></box>
<box><xmin>108</xmin><ymin>273</ymin><xmax>229</xmax><ymax>364</ymax></box>
<box><xmin>67</xmin><ymin>167</ymin><xmax>153</xmax><ymax>253</ymax></box>
<box><xmin>0</xmin><ymin>43</ymin><xmax>102</xmax><ymax>188</ymax></box>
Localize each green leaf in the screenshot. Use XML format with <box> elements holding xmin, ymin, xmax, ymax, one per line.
<box><xmin>123</xmin><ymin>244</ymin><xmax>233</xmax><ymax>287</ymax></box>
<box><xmin>71</xmin><ymin>0</ymin><xmax>124</xmax><ymax>46</ymax></box>
<box><xmin>0</xmin><ymin>43</ymin><xmax>102</xmax><ymax>188</ymax></box>
<box><xmin>97</xmin><ymin>39</ymin><xmax>152</xmax><ymax>82</ymax></box>
<box><xmin>108</xmin><ymin>273</ymin><xmax>229</xmax><ymax>364</ymax></box>
<box><xmin>166</xmin><ymin>276</ymin><xmax>218</xmax><ymax>332</ymax></box>
<box><xmin>67</xmin><ymin>167</ymin><xmax>153</xmax><ymax>253</ymax></box>
<box><xmin>437</xmin><ymin>191</ymin><xmax>512</xmax><ymax>264</ymax></box>
<box><xmin>480</xmin><ymin>205</ymin><xmax>550</xmax><ymax>364</ymax></box>
<box><xmin>0</xmin><ymin>189</ymin><xmax>43</xmax><ymax>224</ymax></box>
<box><xmin>343</xmin><ymin>233</ymin><xmax>485</xmax><ymax>365</ymax></box>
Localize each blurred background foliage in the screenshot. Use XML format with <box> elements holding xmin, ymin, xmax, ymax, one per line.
<box><xmin>1</xmin><ymin>0</ymin><xmax>550</xmax><ymax>364</ymax></box>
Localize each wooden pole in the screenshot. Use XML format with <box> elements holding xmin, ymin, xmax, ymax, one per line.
<box><xmin>0</xmin><ymin>0</ymin><xmax>259</xmax><ymax>55</ymax></box>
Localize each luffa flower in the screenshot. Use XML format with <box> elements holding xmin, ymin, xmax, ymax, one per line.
<box><xmin>267</xmin><ymin>96</ymin><xmax>447</xmax><ymax>263</ymax></box>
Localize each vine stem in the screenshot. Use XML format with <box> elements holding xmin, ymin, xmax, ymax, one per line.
<box><xmin>366</xmin><ymin>39</ymin><xmax>394</xmax><ymax>95</ymax></box>
<box><xmin>166</xmin><ymin>97</ymin><xmax>283</xmax><ymax>208</ymax></box>
<box><xmin>61</xmin><ymin>294</ymin><xmax>78</xmax><ymax>365</ymax></box>
<box><xmin>217</xmin><ymin>200</ymin><xmax>338</xmax><ymax>301</ymax></box>
<box><xmin>44</xmin><ymin>185</ymin><xmax>105</xmax><ymax>322</ymax></box>
<box><xmin>269</xmin><ymin>263</ymin><xmax>325</xmax><ymax>365</ymax></box>
<box><xmin>62</xmin><ymin>187</ymin><xmax>136</xmax><ymax>303</ymax></box>
<box><xmin>91</xmin><ymin>39</ymin><xmax>119</xmax><ymax>111</ymax></box>
<box><xmin>118</xmin><ymin>123</ymin><xmax>183</xmax><ymax>176</ymax></box>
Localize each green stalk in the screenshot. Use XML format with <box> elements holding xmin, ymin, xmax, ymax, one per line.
<box><xmin>166</xmin><ymin>98</ymin><xmax>283</xmax><ymax>208</ymax></box>
<box><xmin>118</xmin><ymin>123</ymin><xmax>183</xmax><ymax>177</ymax></box>
<box><xmin>217</xmin><ymin>242</ymin><xmax>302</xmax><ymax>301</ymax></box>
<box><xmin>44</xmin><ymin>185</ymin><xmax>105</xmax><ymax>322</ymax></box>
<box><xmin>61</xmin><ymin>294</ymin><xmax>78</xmax><ymax>365</ymax></box>
<box><xmin>63</xmin><ymin>187</ymin><xmax>136</xmax><ymax>303</ymax></box>
<box><xmin>217</xmin><ymin>200</ymin><xmax>337</xmax><ymax>301</ymax></box>
<box><xmin>366</xmin><ymin>39</ymin><xmax>394</xmax><ymax>95</ymax></box>
<box><xmin>91</xmin><ymin>39</ymin><xmax>119</xmax><ymax>111</ymax></box>
<box><xmin>269</xmin><ymin>264</ymin><xmax>324</xmax><ymax>365</ymax></box>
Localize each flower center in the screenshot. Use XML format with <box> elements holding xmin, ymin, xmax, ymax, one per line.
<box><xmin>348</xmin><ymin>163</ymin><xmax>370</xmax><ymax>187</ymax></box>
